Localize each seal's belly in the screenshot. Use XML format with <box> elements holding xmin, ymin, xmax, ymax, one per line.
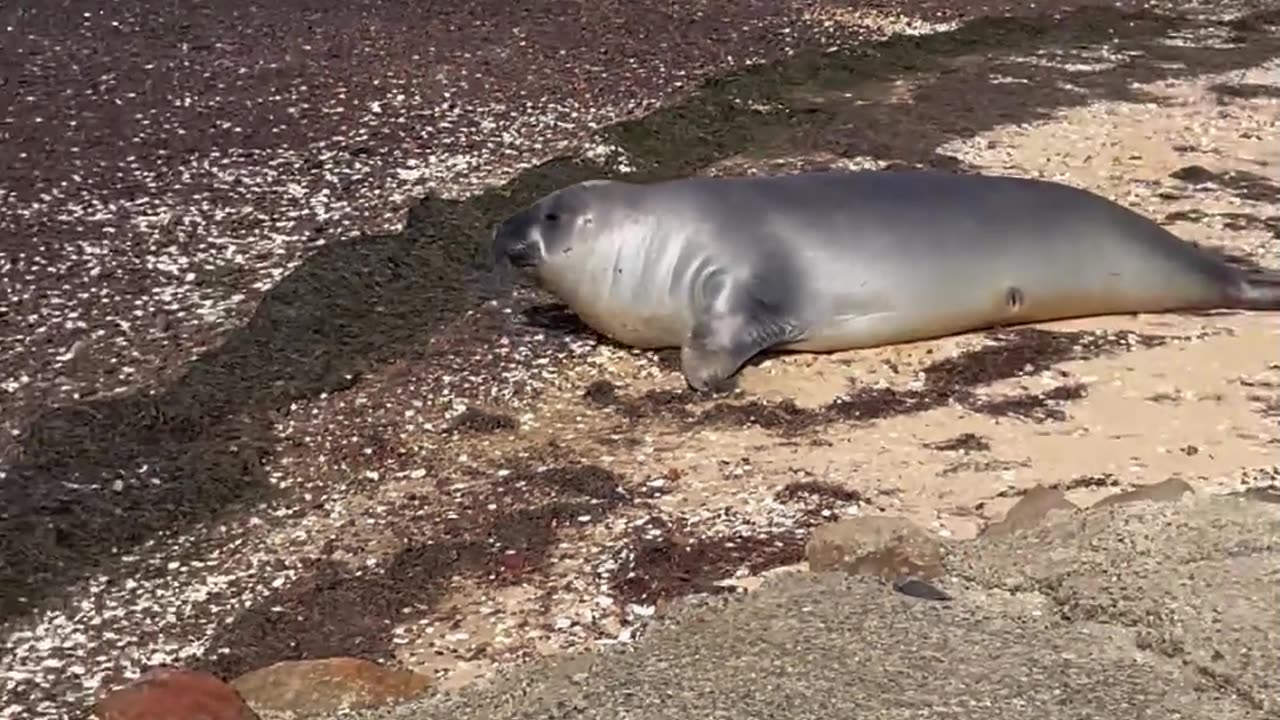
<box><xmin>785</xmin><ymin>241</ymin><xmax>1208</xmax><ymax>352</ymax></box>
<box><xmin>571</xmin><ymin>301</ymin><xmax>692</xmax><ymax>349</ymax></box>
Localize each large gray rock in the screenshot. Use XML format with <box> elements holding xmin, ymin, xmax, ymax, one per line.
<box><xmin>351</xmin><ymin>496</ymin><xmax>1278</xmax><ymax>720</ymax></box>
<box><xmin>949</xmin><ymin>495</ymin><xmax>1280</xmax><ymax>714</ymax></box>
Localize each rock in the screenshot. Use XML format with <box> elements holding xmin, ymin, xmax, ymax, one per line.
<box><xmin>1228</xmin><ymin>487</ymin><xmax>1280</xmax><ymax>504</ymax></box>
<box><xmin>231</xmin><ymin>657</ymin><xmax>432</xmax><ymax>716</ymax></box>
<box><xmin>892</xmin><ymin>578</ymin><xmax>952</xmax><ymax>602</ymax></box>
<box><xmin>92</xmin><ymin>666</ymin><xmax>259</xmax><ymax>720</ymax></box>
<box><xmin>805</xmin><ymin>516</ymin><xmax>945</xmax><ymax>581</ymax></box>
<box><xmin>1092</xmin><ymin>477</ymin><xmax>1194</xmax><ymax>510</ymax></box>
<box><xmin>980</xmin><ymin>485</ymin><xmax>1079</xmax><ymax>538</ymax></box>
<box><xmin>714</xmin><ymin>562</ymin><xmax>807</xmax><ymax>593</ymax></box>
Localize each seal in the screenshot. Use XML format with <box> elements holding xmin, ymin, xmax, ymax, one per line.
<box><xmin>491</xmin><ymin>169</ymin><xmax>1280</xmax><ymax>391</ymax></box>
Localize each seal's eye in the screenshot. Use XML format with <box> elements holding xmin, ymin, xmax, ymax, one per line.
<box><xmin>544</xmin><ymin>212</ymin><xmax>560</xmax><ymax>222</ymax></box>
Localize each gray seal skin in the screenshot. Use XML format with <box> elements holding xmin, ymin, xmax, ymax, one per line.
<box><xmin>491</xmin><ymin>170</ymin><xmax>1280</xmax><ymax>391</ymax></box>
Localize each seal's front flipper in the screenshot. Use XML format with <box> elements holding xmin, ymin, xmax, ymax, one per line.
<box><xmin>681</xmin><ymin>312</ymin><xmax>801</xmax><ymax>393</ymax></box>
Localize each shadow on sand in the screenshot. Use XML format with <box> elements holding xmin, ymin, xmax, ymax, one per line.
<box><xmin>2</xmin><ymin>5</ymin><xmax>1277</xmax><ymax>624</ymax></box>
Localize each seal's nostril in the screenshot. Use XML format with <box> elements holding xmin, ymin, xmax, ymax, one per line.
<box><xmin>505</xmin><ymin>243</ymin><xmax>538</xmax><ymax>267</ymax></box>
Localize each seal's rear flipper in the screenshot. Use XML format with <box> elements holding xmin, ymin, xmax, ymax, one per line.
<box><xmin>1229</xmin><ymin>271</ymin><xmax>1280</xmax><ymax>310</ymax></box>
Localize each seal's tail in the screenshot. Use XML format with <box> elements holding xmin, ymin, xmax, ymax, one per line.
<box><xmin>1229</xmin><ymin>270</ymin><xmax>1280</xmax><ymax>310</ymax></box>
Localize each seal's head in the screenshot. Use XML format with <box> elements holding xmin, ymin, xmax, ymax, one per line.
<box><xmin>491</xmin><ymin>180</ymin><xmax>616</xmax><ymax>275</ymax></box>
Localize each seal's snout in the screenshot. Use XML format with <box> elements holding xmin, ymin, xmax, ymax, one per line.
<box><xmin>492</xmin><ymin>215</ymin><xmax>542</xmax><ymax>269</ymax></box>
<box><xmin>504</xmin><ymin>242</ymin><xmax>540</xmax><ymax>268</ymax></box>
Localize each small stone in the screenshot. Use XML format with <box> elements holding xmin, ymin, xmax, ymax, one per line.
<box><xmin>1168</xmin><ymin>164</ymin><xmax>1217</xmax><ymax>184</ymax></box>
<box><xmin>92</xmin><ymin>666</ymin><xmax>259</xmax><ymax>720</ymax></box>
<box><xmin>230</xmin><ymin>657</ymin><xmax>432</xmax><ymax>716</ymax></box>
<box><xmin>805</xmin><ymin>516</ymin><xmax>945</xmax><ymax>581</ymax></box>
<box><xmin>980</xmin><ymin>485</ymin><xmax>1079</xmax><ymax>538</ymax></box>
<box><xmin>1091</xmin><ymin>477</ymin><xmax>1194</xmax><ymax>509</ymax></box>
<box><xmin>893</xmin><ymin>578</ymin><xmax>953</xmax><ymax>602</ymax></box>
<box><xmin>499</xmin><ymin>549</ymin><xmax>527</xmax><ymax>576</ymax></box>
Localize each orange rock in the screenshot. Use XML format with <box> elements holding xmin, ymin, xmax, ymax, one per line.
<box><xmin>981</xmin><ymin>485</ymin><xmax>1079</xmax><ymax>538</ymax></box>
<box><xmin>231</xmin><ymin>657</ymin><xmax>432</xmax><ymax>715</ymax></box>
<box><xmin>1091</xmin><ymin>477</ymin><xmax>1194</xmax><ymax>509</ymax></box>
<box><xmin>805</xmin><ymin>516</ymin><xmax>946</xmax><ymax>581</ymax></box>
<box><xmin>92</xmin><ymin>666</ymin><xmax>259</xmax><ymax>720</ymax></box>
<box><xmin>499</xmin><ymin>549</ymin><xmax>528</xmax><ymax>578</ymax></box>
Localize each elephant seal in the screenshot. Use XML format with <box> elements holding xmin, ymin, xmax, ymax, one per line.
<box><xmin>491</xmin><ymin>170</ymin><xmax>1280</xmax><ymax>391</ymax></box>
